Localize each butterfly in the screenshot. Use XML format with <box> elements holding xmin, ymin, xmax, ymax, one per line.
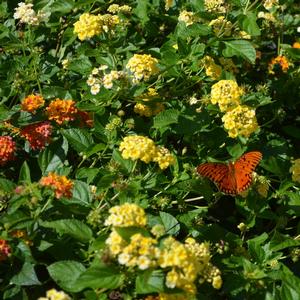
<box><xmin>197</xmin><ymin>151</ymin><xmax>262</xmax><ymax>195</ymax></box>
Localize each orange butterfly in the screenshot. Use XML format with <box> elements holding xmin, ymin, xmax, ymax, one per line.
<box><xmin>197</xmin><ymin>151</ymin><xmax>262</xmax><ymax>195</ymax></box>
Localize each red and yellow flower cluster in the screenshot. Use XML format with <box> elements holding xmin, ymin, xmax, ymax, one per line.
<box><xmin>40</xmin><ymin>172</ymin><xmax>74</xmax><ymax>199</ymax></box>
<box><xmin>0</xmin><ymin>136</ymin><xmax>16</xmax><ymax>166</ymax></box>
<box><xmin>0</xmin><ymin>240</ymin><xmax>11</xmax><ymax>261</ymax></box>
<box><xmin>21</xmin><ymin>94</ymin><xmax>45</xmax><ymax>113</ymax></box>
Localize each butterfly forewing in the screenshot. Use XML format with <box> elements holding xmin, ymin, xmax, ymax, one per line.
<box><xmin>197</xmin><ymin>151</ymin><xmax>262</xmax><ymax>195</ymax></box>
<box><xmin>234</xmin><ymin>151</ymin><xmax>262</xmax><ymax>193</ymax></box>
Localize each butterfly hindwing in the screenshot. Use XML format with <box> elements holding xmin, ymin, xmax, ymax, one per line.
<box><xmin>217</xmin><ymin>172</ymin><xmax>238</xmax><ymax>195</ymax></box>
<box><xmin>234</xmin><ymin>151</ymin><xmax>262</xmax><ymax>193</ymax></box>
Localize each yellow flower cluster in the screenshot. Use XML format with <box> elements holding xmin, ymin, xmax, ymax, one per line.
<box><xmin>210</xmin><ymin>80</ymin><xmax>243</xmax><ymax>112</ymax></box>
<box><xmin>290</xmin><ymin>159</ymin><xmax>300</xmax><ymax>183</ymax></box>
<box><xmin>252</xmin><ymin>172</ymin><xmax>270</xmax><ymax>198</ymax></box>
<box><xmin>126</xmin><ymin>54</ymin><xmax>159</xmax><ymax>83</ymax></box>
<box><xmin>104</xmin><ymin>203</ymin><xmax>147</xmax><ymax>227</ymax></box>
<box><xmin>134</xmin><ymin>88</ymin><xmax>165</xmax><ymax>117</ymax></box>
<box><xmin>38</xmin><ymin>288</ymin><xmax>71</xmax><ymax>300</ymax></box>
<box><xmin>119</xmin><ymin>135</ymin><xmax>175</xmax><ymax>169</ymax></box>
<box><xmin>165</xmin><ymin>0</ymin><xmax>174</xmax><ymax>11</ymax></box>
<box><xmin>221</xmin><ymin>105</ymin><xmax>258</xmax><ymax>138</ymax></box>
<box><xmin>202</xmin><ymin>56</ymin><xmax>222</xmax><ymax>80</ymax></box>
<box><xmin>257</xmin><ymin>11</ymin><xmax>276</xmax><ymax>23</ymax></box>
<box><xmin>105</xmin><ymin>204</ymin><xmax>222</xmax><ymax>297</ymax></box>
<box><xmin>263</xmin><ymin>0</ymin><xmax>279</xmax><ymax>10</ymax></box>
<box><xmin>209</xmin><ymin>17</ymin><xmax>233</xmax><ymax>37</ymax></box>
<box><xmin>74</xmin><ymin>13</ymin><xmax>120</xmax><ymax>41</ymax></box>
<box><xmin>178</xmin><ymin>10</ymin><xmax>197</xmax><ymax>26</ymax></box>
<box><xmin>107</xmin><ymin>4</ymin><xmax>132</xmax><ymax>14</ymax></box>
<box><xmin>204</xmin><ymin>0</ymin><xmax>226</xmax><ymax>13</ymax></box>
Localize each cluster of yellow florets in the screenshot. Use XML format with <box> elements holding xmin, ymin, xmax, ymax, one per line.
<box><xmin>209</xmin><ymin>17</ymin><xmax>233</xmax><ymax>36</ymax></box>
<box><xmin>221</xmin><ymin>105</ymin><xmax>258</xmax><ymax>138</ymax></box>
<box><xmin>38</xmin><ymin>288</ymin><xmax>71</xmax><ymax>300</ymax></box>
<box><xmin>119</xmin><ymin>135</ymin><xmax>175</xmax><ymax>169</ymax></box>
<box><xmin>252</xmin><ymin>172</ymin><xmax>270</xmax><ymax>198</ymax></box>
<box><xmin>107</xmin><ymin>4</ymin><xmax>132</xmax><ymax>14</ymax></box>
<box><xmin>178</xmin><ymin>10</ymin><xmax>198</xmax><ymax>26</ymax></box>
<box><xmin>126</xmin><ymin>54</ymin><xmax>159</xmax><ymax>83</ymax></box>
<box><xmin>290</xmin><ymin>159</ymin><xmax>300</xmax><ymax>184</ymax></box>
<box><xmin>74</xmin><ymin>13</ymin><xmax>120</xmax><ymax>41</ymax></box>
<box><xmin>21</xmin><ymin>94</ymin><xmax>45</xmax><ymax>113</ymax></box>
<box><xmin>165</xmin><ymin>0</ymin><xmax>174</xmax><ymax>11</ymax></box>
<box><xmin>105</xmin><ymin>204</ymin><xmax>222</xmax><ymax>298</ymax></box>
<box><xmin>134</xmin><ymin>88</ymin><xmax>165</xmax><ymax>117</ymax></box>
<box><xmin>263</xmin><ymin>0</ymin><xmax>279</xmax><ymax>10</ymax></box>
<box><xmin>104</xmin><ymin>203</ymin><xmax>147</xmax><ymax>227</ymax></box>
<box><xmin>210</xmin><ymin>80</ymin><xmax>243</xmax><ymax>112</ymax></box>
<box><xmin>202</xmin><ymin>56</ymin><xmax>222</xmax><ymax>80</ymax></box>
<box><xmin>204</xmin><ymin>0</ymin><xmax>226</xmax><ymax>13</ymax></box>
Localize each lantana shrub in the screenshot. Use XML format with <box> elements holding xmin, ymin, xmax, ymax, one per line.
<box><xmin>0</xmin><ymin>0</ymin><xmax>300</xmax><ymax>299</ymax></box>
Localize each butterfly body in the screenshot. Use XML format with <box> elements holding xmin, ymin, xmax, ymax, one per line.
<box><xmin>197</xmin><ymin>151</ymin><xmax>262</xmax><ymax>195</ymax></box>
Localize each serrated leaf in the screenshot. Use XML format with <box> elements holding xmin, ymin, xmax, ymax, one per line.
<box><xmin>40</xmin><ymin>219</ymin><xmax>93</xmax><ymax>242</ymax></box>
<box><xmin>51</xmin><ymin>0</ymin><xmax>75</xmax><ymax>13</ymax></box>
<box><xmin>159</xmin><ymin>211</ymin><xmax>180</xmax><ymax>235</ymax></box>
<box><xmin>133</xmin><ymin>0</ymin><xmax>149</xmax><ymax>25</ymax></box>
<box><xmin>18</xmin><ymin>161</ymin><xmax>31</xmax><ymax>183</ymax></box>
<box><xmin>135</xmin><ymin>270</ymin><xmax>165</xmax><ymax>294</ymax></box>
<box><xmin>112</xmin><ymin>149</ymin><xmax>135</xmax><ymax>173</ymax></box>
<box><xmin>238</xmin><ymin>13</ymin><xmax>261</xmax><ymax>36</ymax></box>
<box><xmin>223</xmin><ymin>40</ymin><xmax>256</xmax><ymax>63</ymax></box>
<box><xmin>68</xmin><ymin>55</ymin><xmax>92</xmax><ymax>74</ymax></box>
<box><xmin>75</xmin><ymin>266</ymin><xmax>124</xmax><ymax>290</ymax></box>
<box><xmin>61</xmin><ymin>128</ymin><xmax>94</xmax><ymax>153</ymax></box>
<box><xmin>71</xmin><ymin>180</ymin><xmax>92</xmax><ymax>206</ymax></box>
<box><xmin>153</xmin><ymin>109</ymin><xmax>180</xmax><ymax>129</ymax></box>
<box><xmin>10</xmin><ymin>262</ymin><xmax>41</xmax><ymax>286</ymax></box>
<box><xmin>48</xmin><ymin>260</ymin><xmax>86</xmax><ymax>292</ymax></box>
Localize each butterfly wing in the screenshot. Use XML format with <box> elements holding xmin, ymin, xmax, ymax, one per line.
<box><xmin>234</xmin><ymin>151</ymin><xmax>262</xmax><ymax>194</ymax></box>
<box><xmin>197</xmin><ymin>163</ymin><xmax>235</xmax><ymax>193</ymax></box>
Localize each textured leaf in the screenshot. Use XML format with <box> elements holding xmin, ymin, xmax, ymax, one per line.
<box><xmin>10</xmin><ymin>262</ymin><xmax>41</xmax><ymax>286</ymax></box>
<box><xmin>153</xmin><ymin>109</ymin><xmax>180</xmax><ymax>129</ymax></box>
<box><xmin>61</xmin><ymin>128</ymin><xmax>94</xmax><ymax>153</ymax></box>
<box><xmin>223</xmin><ymin>40</ymin><xmax>256</xmax><ymax>63</ymax></box>
<box><xmin>159</xmin><ymin>211</ymin><xmax>180</xmax><ymax>235</ymax></box>
<box><xmin>71</xmin><ymin>180</ymin><xmax>93</xmax><ymax>206</ymax></box>
<box><xmin>48</xmin><ymin>260</ymin><xmax>86</xmax><ymax>292</ymax></box>
<box><xmin>18</xmin><ymin>161</ymin><xmax>31</xmax><ymax>183</ymax></box>
<box><xmin>135</xmin><ymin>270</ymin><xmax>165</xmax><ymax>294</ymax></box>
<box><xmin>41</xmin><ymin>219</ymin><xmax>93</xmax><ymax>242</ymax></box>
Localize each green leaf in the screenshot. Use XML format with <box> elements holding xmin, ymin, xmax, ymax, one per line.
<box><xmin>40</xmin><ymin>219</ymin><xmax>93</xmax><ymax>242</ymax></box>
<box><xmin>38</xmin><ymin>138</ymin><xmax>68</xmax><ymax>174</ymax></box>
<box><xmin>223</xmin><ymin>40</ymin><xmax>256</xmax><ymax>63</ymax></box>
<box><xmin>68</xmin><ymin>55</ymin><xmax>92</xmax><ymax>74</ymax></box>
<box><xmin>0</xmin><ymin>178</ymin><xmax>16</xmax><ymax>192</ymax></box>
<box><xmin>153</xmin><ymin>109</ymin><xmax>180</xmax><ymax>129</ymax></box>
<box><xmin>112</xmin><ymin>149</ymin><xmax>135</xmax><ymax>173</ymax></box>
<box><xmin>61</xmin><ymin>128</ymin><xmax>94</xmax><ymax>153</ymax></box>
<box><xmin>135</xmin><ymin>270</ymin><xmax>165</xmax><ymax>294</ymax></box>
<box><xmin>159</xmin><ymin>211</ymin><xmax>180</xmax><ymax>235</ymax></box>
<box><xmin>51</xmin><ymin>0</ymin><xmax>75</xmax><ymax>14</ymax></box>
<box><xmin>18</xmin><ymin>161</ymin><xmax>31</xmax><ymax>183</ymax></box>
<box><xmin>270</xmin><ymin>231</ymin><xmax>300</xmax><ymax>251</ymax></box>
<box><xmin>238</xmin><ymin>13</ymin><xmax>261</xmax><ymax>36</ymax></box>
<box><xmin>133</xmin><ymin>0</ymin><xmax>149</xmax><ymax>24</ymax></box>
<box><xmin>48</xmin><ymin>260</ymin><xmax>86</xmax><ymax>292</ymax></box>
<box><xmin>71</xmin><ymin>180</ymin><xmax>92</xmax><ymax>206</ymax></box>
<box><xmin>75</xmin><ymin>265</ymin><xmax>124</xmax><ymax>290</ymax></box>
<box><xmin>10</xmin><ymin>262</ymin><xmax>41</xmax><ymax>286</ymax></box>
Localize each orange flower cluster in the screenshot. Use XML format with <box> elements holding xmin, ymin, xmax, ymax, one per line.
<box><xmin>10</xmin><ymin>230</ymin><xmax>33</xmax><ymax>246</ymax></box>
<box><xmin>40</xmin><ymin>172</ymin><xmax>74</xmax><ymax>199</ymax></box>
<box><xmin>0</xmin><ymin>240</ymin><xmax>11</xmax><ymax>261</ymax></box>
<box><xmin>292</xmin><ymin>42</ymin><xmax>300</xmax><ymax>49</ymax></box>
<box><xmin>46</xmin><ymin>99</ymin><xmax>78</xmax><ymax>124</ymax></box>
<box><xmin>20</xmin><ymin>121</ymin><xmax>52</xmax><ymax>150</ymax></box>
<box><xmin>0</xmin><ymin>136</ymin><xmax>16</xmax><ymax>166</ymax></box>
<box><xmin>21</xmin><ymin>94</ymin><xmax>45</xmax><ymax>113</ymax></box>
<box><xmin>268</xmin><ymin>55</ymin><xmax>289</xmax><ymax>74</ymax></box>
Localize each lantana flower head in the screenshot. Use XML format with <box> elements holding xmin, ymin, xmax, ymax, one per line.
<box><xmin>210</xmin><ymin>80</ymin><xmax>243</xmax><ymax>112</ymax></box>
<box><xmin>40</xmin><ymin>172</ymin><xmax>74</xmax><ymax>199</ymax></box>
<box><xmin>46</xmin><ymin>99</ymin><xmax>78</xmax><ymax>124</ymax></box>
<box><xmin>202</xmin><ymin>56</ymin><xmax>222</xmax><ymax>80</ymax></box>
<box><xmin>209</xmin><ymin>17</ymin><xmax>233</xmax><ymax>36</ymax></box>
<box><xmin>290</xmin><ymin>159</ymin><xmax>300</xmax><ymax>184</ymax></box>
<box><xmin>0</xmin><ymin>240</ymin><xmax>11</xmax><ymax>261</ymax></box>
<box><xmin>221</xmin><ymin>105</ymin><xmax>258</xmax><ymax>138</ymax></box>
<box><xmin>14</xmin><ymin>2</ymin><xmax>47</xmax><ymax>25</ymax></box>
<box><xmin>105</xmin><ymin>203</ymin><xmax>147</xmax><ymax>227</ymax></box>
<box><xmin>204</xmin><ymin>0</ymin><xmax>226</xmax><ymax>13</ymax></box>
<box><xmin>21</xmin><ymin>94</ymin><xmax>45</xmax><ymax>113</ymax></box>
<box><xmin>107</xmin><ymin>4</ymin><xmax>132</xmax><ymax>14</ymax></box>
<box><xmin>178</xmin><ymin>10</ymin><xmax>198</xmax><ymax>26</ymax></box>
<box><xmin>0</xmin><ymin>136</ymin><xmax>16</xmax><ymax>166</ymax></box>
<box><xmin>126</xmin><ymin>54</ymin><xmax>159</xmax><ymax>83</ymax></box>
<box><xmin>20</xmin><ymin>121</ymin><xmax>52</xmax><ymax>150</ymax></box>
<box><xmin>268</xmin><ymin>55</ymin><xmax>290</xmax><ymax>74</ymax></box>
<box><xmin>38</xmin><ymin>289</ymin><xmax>71</xmax><ymax>300</ymax></box>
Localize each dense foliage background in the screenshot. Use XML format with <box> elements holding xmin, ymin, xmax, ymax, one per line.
<box><xmin>1</xmin><ymin>0</ymin><xmax>300</xmax><ymax>299</ymax></box>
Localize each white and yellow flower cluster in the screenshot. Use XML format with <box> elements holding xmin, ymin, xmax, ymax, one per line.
<box><xmin>119</xmin><ymin>135</ymin><xmax>175</xmax><ymax>169</ymax></box>
<box><xmin>126</xmin><ymin>54</ymin><xmax>159</xmax><ymax>83</ymax></box>
<box><xmin>204</xmin><ymin>0</ymin><xmax>227</xmax><ymax>13</ymax></box>
<box><xmin>210</xmin><ymin>80</ymin><xmax>259</xmax><ymax>138</ymax></box>
<box><xmin>105</xmin><ymin>204</ymin><xmax>223</xmax><ymax>298</ymax></box>
<box><xmin>290</xmin><ymin>159</ymin><xmax>300</xmax><ymax>184</ymax></box>
<box><xmin>14</xmin><ymin>2</ymin><xmax>47</xmax><ymax>25</ymax></box>
<box><xmin>38</xmin><ymin>289</ymin><xmax>71</xmax><ymax>300</ymax></box>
